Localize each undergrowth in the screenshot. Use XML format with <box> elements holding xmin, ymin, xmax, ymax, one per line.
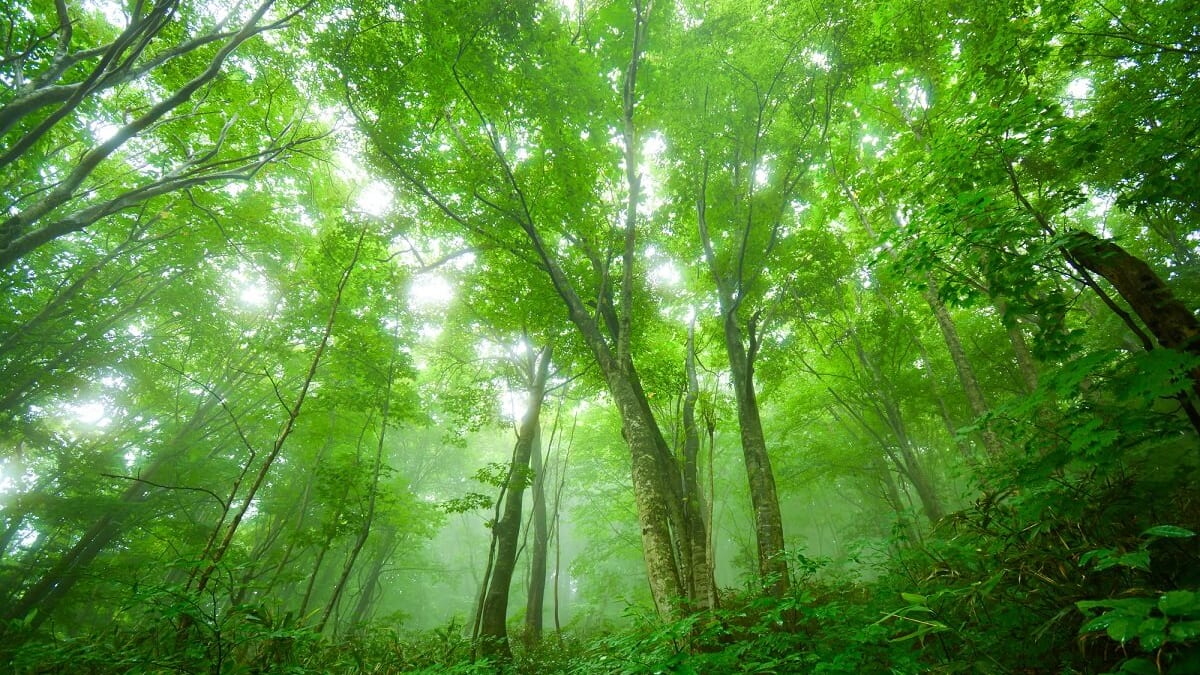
<box><xmin>5</xmin><ymin>436</ymin><xmax>1198</xmax><ymax>674</ymax></box>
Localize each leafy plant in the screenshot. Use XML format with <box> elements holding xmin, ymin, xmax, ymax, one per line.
<box><xmin>1077</xmin><ymin>527</ymin><xmax>1200</xmax><ymax>674</ymax></box>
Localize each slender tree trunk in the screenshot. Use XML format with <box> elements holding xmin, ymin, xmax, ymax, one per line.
<box><xmin>3</xmin><ymin>506</ymin><xmax>132</xmax><ymax>628</ymax></box>
<box><xmin>298</xmin><ymin>529</ymin><xmax>337</xmax><ymax>619</ymax></box>
<box><xmin>347</xmin><ymin>526</ymin><xmax>399</xmax><ymax>628</ymax></box>
<box><xmin>317</xmin><ymin>452</ymin><xmax>382</xmax><ymax>635</ymax></box>
<box><xmin>993</xmin><ymin>296</ymin><xmax>1039</xmax><ymax>393</ymax></box>
<box><xmin>833</xmin><ymin>162</ymin><xmax>1002</xmax><ymax>457</ymax></box>
<box><xmin>881</xmin><ymin>292</ymin><xmax>971</xmax><ymax>455</ymax></box>
<box><xmin>851</xmin><ymin>333</ymin><xmax>945</xmax><ymax>523</ymax></box>
<box><xmin>248</xmin><ymin>424</ymin><xmax>335</xmax><ymax>602</ymax></box>
<box><xmin>873</xmin><ymin>456</ymin><xmax>921</xmax><ymax>542</ymax></box>
<box><xmin>704</xmin><ymin>407</ymin><xmax>718</xmax><ymax>607</ymax></box>
<box><xmin>524</xmin><ymin>422</ymin><xmax>549</xmax><ymax>645</ymax></box>
<box><xmin>682</xmin><ymin>321</ymin><xmax>716</xmax><ymax>609</ymax></box>
<box><xmin>318</xmin><ymin>320</ymin><xmax>403</xmax><ymax>635</ymax></box>
<box><xmin>550</xmin><ymin>412</ymin><xmax>576</xmax><ymax>638</ymax></box>
<box><xmin>922</xmin><ymin>281</ymin><xmax>1003</xmax><ymax>456</ymax></box>
<box><xmin>191</xmin><ymin>228</ymin><xmax>367</xmax><ymax>599</ymax></box>
<box><xmin>479</xmin><ymin>346</ymin><xmax>552</xmax><ymax>659</ymax></box>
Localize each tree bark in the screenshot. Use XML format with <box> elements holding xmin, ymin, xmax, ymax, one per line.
<box><xmin>833</xmin><ymin>162</ymin><xmax>1002</xmax><ymax>457</ymax></box>
<box><xmin>993</xmin><ymin>296</ymin><xmax>1039</xmax><ymax>393</ymax></box>
<box><xmin>1066</xmin><ymin>230</ymin><xmax>1200</xmax><ymax>373</ymax></box>
<box><xmin>721</xmin><ymin>313</ymin><xmax>790</xmax><ymax>596</ymax></box>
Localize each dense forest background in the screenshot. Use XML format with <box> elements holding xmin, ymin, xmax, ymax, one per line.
<box><xmin>1</xmin><ymin>0</ymin><xmax>1198</xmax><ymax>672</ymax></box>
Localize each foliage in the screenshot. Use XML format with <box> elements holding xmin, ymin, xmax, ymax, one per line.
<box><xmin>2</xmin><ymin>0</ymin><xmax>1198</xmax><ymax>672</ymax></box>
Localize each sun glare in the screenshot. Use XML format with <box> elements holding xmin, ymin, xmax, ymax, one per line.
<box><xmin>71</xmin><ymin>401</ymin><xmax>109</xmax><ymax>426</ymax></box>
<box><xmin>409</xmin><ymin>274</ymin><xmax>454</xmax><ymax>310</ymax></box>
<box><xmin>356</xmin><ymin>181</ymin><xmax>394</xmax><ymax>216</ymax></box>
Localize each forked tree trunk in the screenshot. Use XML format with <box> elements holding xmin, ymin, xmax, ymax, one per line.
<box><xmin>722</xmin><ymin>315</ymin><xmax>790</xmax><ymax>596</ymax></box>
<box><xmin>367</xmin><ymin>0</ymin><xmax>689</xmax><ymax>620</ymax></box>
<box><xmin>479</xmin><ymin>346</ymin><xmax>552</xmax><ymax>659</ymax></box>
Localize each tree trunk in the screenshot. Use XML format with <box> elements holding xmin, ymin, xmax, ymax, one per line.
<box><xmin>922</xmin><ymin>280</ymin><xmax>1004</xmax><ymax>455</ymax></box>
<box><xmin>524</xmin><ymin>421</ymin><xmax>549</xmax><ymax>645</ymax></box>
<box><xmin>833</xmin><ymin>165</ymin><xmax>1002</xmax><ymax>457</ymax></box>
<box><xmin>851</xmin><ymin>333</ymin><xmax>945</xmax><ymax>524</ymax></box>
<box><xmin>993</xmin><ymin>296</ymin><xmax>1039</xmax><ymax>393</ymax></box>
<box><xmin>479</xmin><ymin>346</ymin><xmax>552</xmax><ymax>659</ymax></box>
<box><xmin>318</xmin><ymin>322</ymin><xmax>404</xmax><ymax>635</ymax></box>
<box><xmin>720</xmin><ymin>312</ymin><xmax>790</xmax><ymax>596</ymax></box>
<box><xmin>611</xmin><ymin>372</ymin><xmax>687</xmax><ymax>617</ymax></box>
<box><xmin>369</xmin><ymin>0</ymin><xmax>687</xmax><ymax>620</ymax></box>
<box><xmin>1066</xmin><ymin>230</ymin><xmax>1200</xmax><ymax>392</ymax></box>
<box><xmin>682</xmin><ymin>321</ymin><xmax>717</xmax><ymax>610</ymax></box>
<box><xmin>347</xmin><ymin>526</ymin><xmax>399</xmax><ymax>628</ymax></box>
<box><xmin>874</xmin><ymin>456</ymin><xmax>921</xmax><ymax>542</ymax></box>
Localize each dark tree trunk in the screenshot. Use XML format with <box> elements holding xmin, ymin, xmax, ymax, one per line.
<box><xmin>1066</xmin><ymin>230</ymin><xmax>1200</xmax><ymax>376</ymax></box>
<box><xmin>723</xmin><ymin>314</ymin><xmax>790</xmax><ymax>596</ymax></box>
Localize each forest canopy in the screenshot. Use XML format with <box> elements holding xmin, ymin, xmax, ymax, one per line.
<box><xmin>1</xmin><ymin>0</ymin><xmax>1198</xmax><ymax>673</ymax></box>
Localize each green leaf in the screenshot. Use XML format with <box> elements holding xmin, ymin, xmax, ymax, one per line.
<box><xmin>1117</xmin><ymin>658</ymin><xmax>1159</xmax><ymax>675</ymax></box>
<box><xmin>900</xmin><ymin>592</ymin><xmax>927</xmax><ymax>605</ymax></box>
<box><xmin>1168</xmin><ymin>620</ymin><xmax>1200</xmax><ymax>642</ymax></box>
<box><xmin>1137</xmin><ymin>616</ymin><xmax>1169</xmax><ymax>649</ymax></box>
<box><xmin>1078</xmin><ymin>598</ymin><xmax>1158</xmax><ymax>614</ymax></box>
<box><xmin>1159</xmin><ymin>591</ymin><xmax>1200</xmax><ymax>618</ymax></box>
<box><xmin>1142</xmin><ymin>525</ymin><xmax>1196</xmax><ymax>539</ymax></box>
<box><xmin>1106</xmin><ymin>614</ymin><xmax>1142</xmax><ymax>643</ymax></box>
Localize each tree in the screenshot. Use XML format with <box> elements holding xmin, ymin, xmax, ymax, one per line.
<box><xmin>330</xmin><ymin>0</ymin><xmax>713</xmax><ymax>619</ymax></box>
<box><xmin>0</xmin><ymin>0</ymin><xmax>323</xmax><ymax>268</ymax></box>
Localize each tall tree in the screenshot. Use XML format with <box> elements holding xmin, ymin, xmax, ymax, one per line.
<box><xmin>331</xmin><ymin>0</ymin><xmax>712</xmax><ymax>618</ymax></box>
